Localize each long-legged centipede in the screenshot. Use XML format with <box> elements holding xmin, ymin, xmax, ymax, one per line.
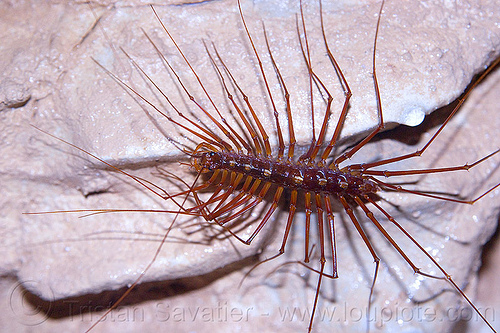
<box><xmin>6</xmin><ymin>0</ymin><xmax>500</xmax><ymax>332</ymax></box>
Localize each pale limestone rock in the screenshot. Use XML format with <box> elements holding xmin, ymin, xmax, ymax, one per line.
<box><xmin>1</xmin><ymin>0</ymin><xmax>499</xmax><ymax>332</ymax></box>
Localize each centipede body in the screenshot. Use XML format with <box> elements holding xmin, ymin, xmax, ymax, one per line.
<box><xmin>5</xmin><ymin>0</ymin><xmax>500</xmax><ymax>332</ymax></box>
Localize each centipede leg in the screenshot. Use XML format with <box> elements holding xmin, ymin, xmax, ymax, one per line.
<box><xmin>306</xmin><ymin>193</ymin><xmax>328</xmax><ymax>332</ymax></box>
<box><xmin>188</xmin><ymin>170</ymin><xmax>229</xmax><ymax>216</ymax></box>
<box><xmin>364</xmin><ymin>195</ymin><xmax>497</xmax><ymax>332</ymax></box>
<box><xmin>210</xmin><ymin>175</ymin><xmax>254</xmax><ymax>213</ymax></box>
<box><xmin>205</xmin><ymin>172</ymin><xmax>245</xmax><ymax>216</ymax></box>
<box><xmin>211</xmin><ymin>183</ymin><xmax>272</xmax><ymax>237</ymax></box>
<box><xmin>214</xmin><ymin>181</ymin><xmax>272</xmax><ymax>226</ymax></box>
<box><xmin>278</xmin><ymin>189</ymin><xmax>298</xmax><ymax>255</ymax></box>
<box><xmin>333</xmin><ymin>1</ymin><xmax>386</xmax><ymax>166</ymax></box>
<box><xmin>243</xmin><ymin>186</ymin><xmax>284</xmax><ymax>244</ymax></box>
<box><xmin>339</xmin><ymin>195</ymin><xmax>381</xmax><ymax>332</ymax></box>
<box><xmin>210</xmin><ymin>179</ymin><xmax>263</xmax><ymax>217</ymax></box>
<box><xmin>324</xmin><ymin>195</ymin><xmax>338</xmax><ymax>278</ymax></box>
<box><xmin>343</xmin><ymin>55</ymin><xmax>500</xmax><ymax>173</ymax></box>
<box><xmin>304</xmin><ymin>191</ymin><xmax>313</xmax><ymax>263</ymax></box>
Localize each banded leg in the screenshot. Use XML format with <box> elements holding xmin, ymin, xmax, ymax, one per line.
<box><xmin>188</xmin><ymin>170</ymin><xmax>229</xmax><ymax>216</ymax></box>
<box><xmin>332</xmin><ymin>1</ymin><xmax>386</xmax><ymax>166</ymax></box>
<box><xmin>371</xmin><ymin>176</ymin><xmax>500</xmax><ymax>205</ymax></box>
<box><xmin>209</xmin><ymin>179</ymin><xmax>263</xmax><ymax>218</ymax></box>
<box><xmin>339</xmin><ymin>195</ymin><xmax>381</xmax><ymax>331</ymax></box>
<box><xmin>363</xmin><ymin>195</ymin><xmax>496</xmax><ymax>332</ymax></box>
<box><xmin>205</xmin><ymin>172</ymin><xmax>245</xmax><ymax>218</ymax></box>
<box><xmin>217</xmin><ymin>182</ymin><xmax>272</xmax><ymax>228</ymax></box>
<box><xmin>209</xmin><ymin>175</ymin><xmax>254</xmax><ymax>214</ymax></box>
<box><xmin>243</xmin><ymin>186</ymin><xmax>284</xmax><ymax>244</ymax></box>
<box><xmin>303</xmin><ymin>192</ymin><xmax>313</xmax><ymax>263</ymax></box>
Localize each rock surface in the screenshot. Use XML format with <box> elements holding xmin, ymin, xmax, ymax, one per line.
<box><xmin>1</xmin><ymin>0</ymin><xmax>499</xmax><ymax>332</ymax></box>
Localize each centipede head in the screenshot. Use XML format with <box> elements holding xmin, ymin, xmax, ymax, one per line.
<box><xmin>184</xmin><ymin>143</ymin><xmax>220</xmax><ymax>174</ymax></box>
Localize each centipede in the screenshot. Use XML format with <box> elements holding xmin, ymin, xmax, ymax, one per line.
<box><xmin>10</xmin><ymin>0</ymin><xmax>500</xmax><ymax>332</ymax></box>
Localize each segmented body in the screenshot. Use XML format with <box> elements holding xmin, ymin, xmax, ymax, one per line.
<box><xmin>198</xmin><ymin>151</ymin><xmax>379</xmax><ymax>196</ymax></box>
